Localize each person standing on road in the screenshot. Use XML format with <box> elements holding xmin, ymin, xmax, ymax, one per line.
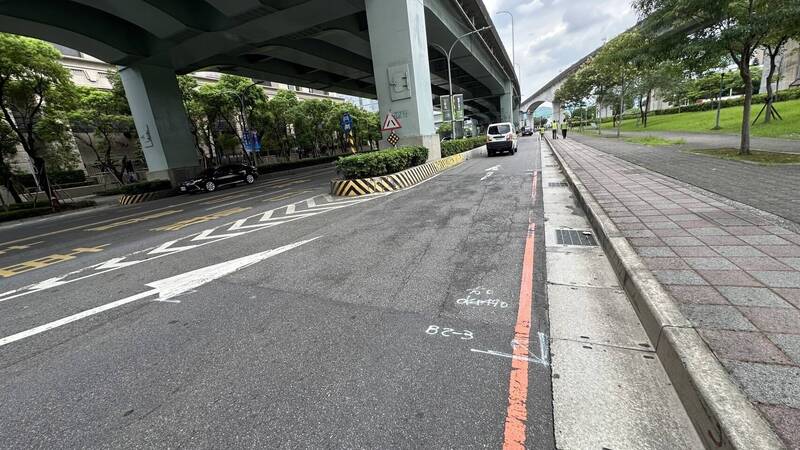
<box><xmin>552</xmin><ymin>121</ymin><xmax>558</xmax><ymax>139</ymax></box>
<box><xmin>562</xmin><ymin>120</ymin><xmax>568</xmax><ymax>139</ymax></box>
<box><xmin>539</xmin><ymin>126</ymin><xmax>545</xmax><ymax>141</ymax></box>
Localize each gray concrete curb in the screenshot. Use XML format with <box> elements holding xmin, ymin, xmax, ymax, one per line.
<box><xmin>544</xmin><ymin>138</ymin><xmax>784</xmax><ymax>450</ymax></box>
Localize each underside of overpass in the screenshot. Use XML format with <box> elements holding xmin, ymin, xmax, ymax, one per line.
<box><xmin>0</xmin><ymin>0</ymin><xmax>519</xmax><ymax>182</ymax></box>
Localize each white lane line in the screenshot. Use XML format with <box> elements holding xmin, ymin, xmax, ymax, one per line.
<box><xmin>0</xmin><ymin>238</ymin><xmax>318</xmax><ymax>348</ymax></box>
<box><xmin>204</xmin><ymin>188</ymin><xmax>291</xmax><ymax>211</ymax></box>
<box><xmin>0</xmin><ymin>194</ymin><xmax>385</xmax><ymax>304</ymax></box>
<box><xmin>0</xmin><ymin>289</ymin><xmax>158</xmax><ymax>348</ymax></box>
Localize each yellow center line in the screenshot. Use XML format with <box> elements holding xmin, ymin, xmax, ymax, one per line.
<box><xmin>151</xmin><ymin>207</ymin><xmax>252</xmax><ymax>232</ymax></box>
<box><xmin>85</xmin><ymin>209</ymin><xmax>183</xmax><ymax>231</ymax></box>
<box><xmin>0</xmin><ymin>241</ymin><xmax>45</xmax><ymax>255</ymax></box>
<box><xmin>0</xmin><ymin>244</ymin><xmax>109</xmax><ymax>278</ymax></box>
<box><xmin>0</xmin><ymin>168</ymin><xmax>332</xmax><ymax>247</ymax></box>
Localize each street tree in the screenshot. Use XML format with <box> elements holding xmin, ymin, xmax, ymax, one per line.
<box><xmin>0</xmin><ymin>33</ymin><xmax>77</xmax><ymax>204</ymax></box>
<box><xmin>760</xmin><ymin>15</ymin><xmax>800</xmax><ymax>122</ymax></box>
<box><xmin>634</xmin><ymin>0</ymin><xmax>800</xmax><ymax>154</ymax></box>
<box><xmin>589</xmin><ymin>30</ymin><xmax>643</xmax><ymax>137</ymax></box>
<box><xmin>69</xmin><ymin>86</ymin><xmax>135</xmax><ymax>183</ymax></box>
<box><xmin>0</xmin><ymin>119</ymin><xmax>21</xmax><ymax>204</ymax></box>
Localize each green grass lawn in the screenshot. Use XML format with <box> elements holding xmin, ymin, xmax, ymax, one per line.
<box><xmin>600</xmin><ymin>98</ymin><xmax>800</xmax><ymax>140</ymax></box>
<box><xmin>623</xmin><ymin>135</ymin><xmax>686</xmax><ymax>146</ymax></box>
<box><xmin>686</xmin><ymin>148</ymin><xmax>800</xmax><ymax>164</ymax></box>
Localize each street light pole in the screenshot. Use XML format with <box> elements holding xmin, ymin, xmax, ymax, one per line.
<box><xmin>496</xmin><ymin>11</ymin><xmax>515</xmax><ymax>69</ymax></box>
<box><xmin>713</xmin><ymin>72</ymin><xmax>724</xmax><ymax>130</ymax></box>
<box><xmin>431</xmin><ymin>25</ymin><xmax>492</xmax><ymax>139</ymax></box>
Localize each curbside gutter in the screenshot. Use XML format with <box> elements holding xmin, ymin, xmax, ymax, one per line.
<box><xmin>331</xmin><ymin>146</ymin><xmax>485</xmax><ymax>197</ymax></box>
<box><xmin>544</xmin><ymin>138</ymin><xmax>784</xmax><ymax>450</ymax></box>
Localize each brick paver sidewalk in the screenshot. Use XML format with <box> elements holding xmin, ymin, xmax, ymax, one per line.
<box><xmin>550</xmin><ymin>138</ymin><xmax>800</xmax><ymax>447</ymax></box>
<box><xmin>571</xmin><ymin>133</ymin><xmax>800</xmax><ymax>225</ymax></box>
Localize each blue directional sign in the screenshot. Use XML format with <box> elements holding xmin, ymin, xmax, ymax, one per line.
<box><xmin>340</xmin><ymin>112</ymin><xmax>353</xmax><ymax>133</ymax></box>
<box><xmin>244</xmin><ymin>130</ymin><xmax>261</xmax><ymax>153</ymax></box>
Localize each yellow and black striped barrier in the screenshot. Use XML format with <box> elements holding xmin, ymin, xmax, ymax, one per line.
<box><xmin>118</xmin><ymin>191</ymin><xmax>172</xmax><ymax>205</ymax></box>
<box><xmin>331</xmin><ymin>152</ymin><xmax>468</xmax><ymax>197</ymax></box>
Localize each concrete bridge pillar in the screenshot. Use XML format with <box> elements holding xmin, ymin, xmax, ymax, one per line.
<box><xmin>552</xmin><ymin>101</ymin><xmax>562</xmax><ymax>123</ymax></box>
<box><xmin>500</xmin><ymin>79</ymin><xmax>514</xmax><ymax>124</ymax></box>
<box><xmin>365</xmin><ymin>0</ymin><xmax>440</xmax><ymax>160</ymax></box>
<box><xmin>119</xmin><ymin>64</ymin><xmax>199</xmax><ymax>184</ymax></box>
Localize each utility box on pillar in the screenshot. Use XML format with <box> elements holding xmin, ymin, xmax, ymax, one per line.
<box><xmin>119</xmin><ymin>64</ymin><xmax>200</xmax><ymax>186</ymax></box>
<box><xmin>365</xmin><ymin>0</ymin><xmax>441</xmax><ymax>161</ymax></box>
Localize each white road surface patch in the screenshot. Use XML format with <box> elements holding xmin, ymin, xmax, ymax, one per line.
<box><xmin>0</xmin><ymin>238</ymin><xmax>319</xmax><ymax>348</ymax></box>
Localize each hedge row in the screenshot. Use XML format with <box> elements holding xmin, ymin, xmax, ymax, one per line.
<box><xmin>336</xmin><ymin>146</ymin><xmax>428</xmax><ymax>179</ymax></box>
<box><xmin>97</xmin><ymin>179</ymin><xmax>173</xmax><ymax>196</ymax></box>
<box><xmin>441</xmin><ymin>136</ymin><xmax>486</xmax><ymax>157</ymax></box>
<box><xmin>257</xmin><ymin>155</ymin><xmax>339</xmax><ymax>174</ymax></box>
<box><xmin>652</xmin><ymin>88</ymin><xmax>800</xmax><ymax>117</ymax></box>
<box><xmin>0</xmin><ymin>200</ymin><xmax>96</xmax><ymax>223</ymax></box>
<box><xmin>15</xmin><ymin>169</ymin><xmax>87</xmax><ymax>187</ymax></box>
<box><xmin>599</xmin><ymin>88</ymin><xmax>800</xmax><ymax>123</ymax></box>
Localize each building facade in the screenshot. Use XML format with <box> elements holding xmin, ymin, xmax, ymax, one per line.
<box><xmin>759</xmin><ymin>39</ymin><xmax>800</xmax><ymax>94</ymax></box>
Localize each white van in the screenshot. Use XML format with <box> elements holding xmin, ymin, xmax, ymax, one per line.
<box><xmin>485</xmin><ymin>122</ymin><xmax>518</xmax><ymax>156</ymax></box>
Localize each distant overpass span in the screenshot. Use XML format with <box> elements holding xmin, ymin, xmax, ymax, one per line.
<box><xmin>0</xmin><ymin>0</ymin><xmax>519</xmax><ymax>182</ymax></box>
<box><xmin>521</xmin><ymin>48</ymin><xmax>599</xmax><ymax>121</ymax></box>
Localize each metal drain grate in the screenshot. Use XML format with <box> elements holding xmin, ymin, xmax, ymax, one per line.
<box><xmin>545</xmin><ymin>164</ymin><xmax>558</xmax><ymax>167</ymax></box>
<box><xmin>555</xmin><ymin>229</ymin><xmax>598</xmax><ymax>246</ymax></box>
<box><xmin>548</xmin><ymin>182</ymin><xmax>569</xmax><ymax>187</ymax></box>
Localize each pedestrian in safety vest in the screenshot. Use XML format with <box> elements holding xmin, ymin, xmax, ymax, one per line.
<box><xmin>562</xmin><ymin>120</ymin><xmax>568</xmax><ymax>139</ymax></box>
<box><xmin>539</xmin><ymin>127</ymin><xmax>544</xmax><ymax>140</ymax></box>
<box><xmin>552</xmin><ymin>121</ymin><xmax>558</xmax><ymax>139</ymax></box>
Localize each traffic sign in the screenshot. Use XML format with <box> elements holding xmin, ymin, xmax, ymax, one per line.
<box><xmin>441</xmin><ymin>95</ymin><xmax>452</xmax><ymax>121</ymax></box>
<box><xmin>340</xmin><ymin>112</ymin><xmax>353</xmax><ymax>133</ymax></box>
<box><xmin>381</xmin><ymin>112</ymin><xmax>402</xmax><ymax>131</ymax></box>
<box><xmin>453</xmin><ymin>94</ymin><xmax>464</xmax><ymax>121</ymax></box>
<box><xmin>387</xmin><ymin>131</ymin><xmax>400</xmax><ymax>147</ymax></box>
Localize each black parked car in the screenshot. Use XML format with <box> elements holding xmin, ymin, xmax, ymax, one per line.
<box><xmin>180</xmin><ymin>164</ymin><xmax>258</xmax><ymax>193</ymax></box>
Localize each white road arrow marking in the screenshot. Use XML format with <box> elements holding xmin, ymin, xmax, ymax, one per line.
<box><xmin>1</xmin><ymin>193</ymin><xmax>386</xmax><ymax>303</ymax></box>
<box><xmin>0</xmin><ymin>238</ymin><xmax>319</xmax><ymax>348</ymax></box>
<box><xmin>481</xmin><ymin>165</ymin><xmax>501</xmax><ymax>181</ymax></box>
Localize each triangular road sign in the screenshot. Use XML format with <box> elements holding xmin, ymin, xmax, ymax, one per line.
<box><xmin>381</xmin><ymin>112</ymin><xmax>402</xmax><ymax>131</ymax></box>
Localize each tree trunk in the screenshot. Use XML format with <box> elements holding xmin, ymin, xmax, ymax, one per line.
<box><xmin>739</xmin><ymin>63</ymin><xmax>753</xmax><ymax>155</ymax></box>
<box><xmin>644</xmin><ymin>89</ymin><xmax>652</xmax><ymax>128</ymax></box>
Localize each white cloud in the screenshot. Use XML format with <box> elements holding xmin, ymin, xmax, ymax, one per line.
<box><xmin>483</xmin><ymin>0</ymin><xmax>639</xmax><ymax>99</ymax></box>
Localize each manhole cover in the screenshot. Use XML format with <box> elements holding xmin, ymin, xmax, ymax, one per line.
<box><xmin>555</xmin><ymin>229</ymin><xmax>598</xmax><ymax>246</ymax></box>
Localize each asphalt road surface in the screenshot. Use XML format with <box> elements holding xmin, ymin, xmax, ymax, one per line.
<box><xmin>0</xmin><ymin>140</ymin><xmax>555</xmax><ymax>448</ymax></box>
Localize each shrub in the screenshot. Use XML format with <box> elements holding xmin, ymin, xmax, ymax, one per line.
<box><xmin>257</xmin><ymin>155</ymin><xmax>338</xmax><ymax>174</ymax></box>
<box><xmin>97</xmin><ymin>180</ymin><xmax>173</xmax><ymax>196</ymax></box>
<box><xmin>441</xmin><ymin>136</ymin><xmax>486</xmax><ymax>157</ymax></box>
<box><xmin>336</xmin><ymin>146</ymin><xmax>428</xmax><ymax>179</ymax></box>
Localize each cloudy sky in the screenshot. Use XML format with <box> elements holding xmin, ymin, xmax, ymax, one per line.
<box><xmin>482</xmin><ymin>0</ymin><xmax>639</xmax><ymax>99</ymax></box>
